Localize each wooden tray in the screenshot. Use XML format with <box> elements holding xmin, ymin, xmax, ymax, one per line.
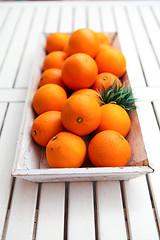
<box><xmin>12</xmin><ymin>32</ymin><xmax>153</xmax><ymax>182</ymax></box>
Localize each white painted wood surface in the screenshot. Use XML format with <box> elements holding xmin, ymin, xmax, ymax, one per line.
<box><xmin>5</xmin><ymin>179</ymin><xmax>38</xmax><ymax>240</ymax></box>
<box><xmin>0</xmin><ymin>103</ymin><xmax>7</xmax><ymax>130</ymax></box>
<box><xmin>68</xmin><ymin>182</ymin><xmax>95</xmax><ymax>240</ymax></box>
<box><xmin>123</xmin><ymin>176</ymin><xmax>159</xmax><ymax>240</ymax></box>
<box><xmin>15</xmin><ymin>7</ymin><xmax>47</xmax><ymax>88</ymax></box>
<box><xmin>36</xmin><ymin>183</ymin><xmax>65</xmax><ymax>240</ymax></box>
<box><xmin>0</xmin><ymin>89</ymin><xmax>27</xmax><ymax>102</ymax></box>
<box><xmin>96</xmin><ymin>181</ymin><xmax>127</xmax><ymax>240</ymax></box>
<box><xmin>0</xmin><ymin>1</ymin><xmax>160</xmax><ymax>239</ymax></box>
<box><xmin>0</xmin><ymin>7</ymin><xmax>21</xmax><ymax>70</ymax></box>
<box><xmin>0</xmin><ymin>103</ymin><xmax>24</xmax><ymax>239</ymax></box>
<box><xmin>0</xmin><ymin>8</ymin><xmax>34</xmax><ymax>88</ymax></box>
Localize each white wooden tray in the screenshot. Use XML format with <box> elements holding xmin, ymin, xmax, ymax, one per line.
<box><xmin>12</xmin><ymin>32</ymin><xmax>153</xmax><ymax>182</ymax></box>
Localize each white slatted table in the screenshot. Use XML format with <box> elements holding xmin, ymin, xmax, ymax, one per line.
<box><xmin>0</xmin><ymin>1</ymin><xmax>160</xmax><ymax>239</ymax></box>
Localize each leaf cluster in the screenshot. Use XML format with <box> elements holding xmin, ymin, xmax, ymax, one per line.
<box><xmin>98</xmin><ymin>81</ymin><xmax>137</xmax><ymax>111</ymax></box>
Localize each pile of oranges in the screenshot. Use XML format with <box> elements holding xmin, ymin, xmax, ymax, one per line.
<box><xmin>32</xmin><ymin>28</ymin><xmax>131</xmax><ymax>169</ymax></box>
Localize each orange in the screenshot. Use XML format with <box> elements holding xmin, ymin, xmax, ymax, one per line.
<box><xmin>88</xmin><ymin>130</ymin><xmax>131</xmax><ymax>167</ymax></box>
<box><xmin>99</xmin><ymin>44</ymin><xmax>112</xmax><ymax>52</ymax></box>
<box><xmin>66</xmin><ymin>28</ymin><xmax>99</xmax><ymax>58</ymax></box>
<box><xmin>95</xmin><ymin>47</ymin><xmax>126</xmax><ymax>77</ymax></box>
<box><xmin>96</xmin><ymin>32</ymin><xmax>111</xmax><ymax>45</ymax></box>
<box><xmin>32</xmin><ymin>111</ymin><xmax>64</xmax><ymax>147</ymax></box>
<box><xmin>39</xmin><ymin>68</ymin><xmax>65</xmax><ymax>88</ymax></box>
<box><xmin>62</xmin><ymin>53</ymin><xmax>98</xmax><ymax>90</ymax></box>
<box><xmin>33</xmin><ymin>84</ymin><xmax>67</xmax><ymax>115</ymax></box>
<box><xmin>92</xmin><ymin>72</ymin><xmax>122</xmax><ymax>93</ymax></box>
<box><xmin>46</xmin><ymin>32</ymin><xmax>69</xmax><ymax>53</ymax></box>
<box><xmin>71</xmin><ymin>89</ymin><xmax>102</xmax><ymax>106</ymax></box>
<box><xmin>61</xmin><ymin>94</ymin><xmax>102</xmax><ymax>136</ymax></box>
<box><xmin>43</xmin><ymin>51</ymin><xmax>68</xmax><ymax>71</ymax></box>
<box><xmin>46</xmin><ymin>131</ymin><xmax>86</xmax><ymax>168</ymax></box>
<box><xmin>96</xmin><ymin>103</ymin><xmax>131</xmax><ymax>137</ymax></box>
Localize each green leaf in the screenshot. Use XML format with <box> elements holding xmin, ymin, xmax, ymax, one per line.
<box><xmin>99</xmin><ymin>81</ymin><xmax>137</xmax><ymax>111</ymax></box>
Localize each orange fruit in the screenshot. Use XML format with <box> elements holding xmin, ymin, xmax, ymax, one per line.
<box><xmin>99</xmin><ymin>44</ymin><xmax>112</xmax><ymax>52</ymax></box>
<box><xmin>92</xmin><ymin>72</ymin><xmax>122</xmax><ymax>93</ymax></box>
<box><xmin>62</xmin><ymin>53</ymin><xmax>98</xmax><ymax>90</ymax></box>
<box><xmin>61</xmin><ymin>94</ymin><xmax>102</xmax><ymax>136</ymax></box>
<box><xmin>43</xmin><ymin>51</ymin><xmax>68</xmax><ymax>71</ymax></box>
<box><xmin>96</xmin><ymin>32</ymin><xmax>111</xmax><ymax>45</ymax></box>
<box><xmin>66</xmin><ymin>28</ymin><xmax>99</xmax><ymax>58</ymax></box>
<box><xmin>96</xmin><ymin>103</ymin><xmax>131</xmax><ymax>137</ymax></box>
<box><xmin>95</xmin><ymin>47</ymin><xmax>126</xmax><ymax>77</ymax></box>
<box><xmin>71</xmin><ymin>89</ymin><xmax>102</xmax><ymax>106</ymax></box>
<box><xmin>46</xmin><ymin>131</ymin><xmax>86</xmax><ymax>168</ymax></box>
<box><xmin>39</xmin><ymin>68</ymin><xmax>65</xmax><ymax>88</ymax></box>
<box><xmin>88</xmin><ymin>130</ymin><xmax>131</xmax><ymax>167</ymax></box>
<box><xmin>33</xmin><ymin>84</ymin><xmax>67</xmax><ymax>115</ymax></box>
<box><xmin>46</xmin><ymin>32</ymin><xmax>69</xmax><ymax>53</ymax></box>
<box><xmin>32</xmin><ymin>111</ymin><xmax>64</xmax><ymax>147</ymax></box>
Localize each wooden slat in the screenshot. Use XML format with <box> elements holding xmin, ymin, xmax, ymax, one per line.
<box><xmin>0</xmin><ymin>7</ymin><xmax>9</xmax><ymax>31</ymax></box>
<box><xmin>133</xmin><ymin>87</ymin><xmax>160</xmax><ymax>101</ymax></box>
<box><xmin>152</xmin><ymin>5</ymin><xmax>160</xmax><ymax>26</ymax></box>
<box><xmin>4</xmin><ymin>7</ymin><xmax>48</xmax><ymax>240</ymax></box>
<box><xmin>113</xmin><ymin>6</ymin><xmax>146</xmax><ymax>88</ymax></box>
<box><xmin>0</xmin><ymin>103</ymin><xmax>24</xmax><ymax>239</ymax></box>
<box><xmin>73</xmin><ymin>6</ymin><xmax>86</xmax><ymax>30</ymax></box>
<box><xmin>0</xmin><ymin>7</ymin><xmax>21</xmax><ymax>69</ymax></box>
<box><xmin>140</xmin><ymin>6</ymin><xmax>160</xmax><ymax>66</ymax></box>
<box><xmin>124</xmin><ymin>99</ymin><xmax>160</xmax><ymax>239</ymax></box>
<box><xmin>0</xmin><ymin>103</ymin><xmax>7</xmax><ymax>130</ymax></box>
<box><xmin>5</xmin><ymin>180</ymin><xmax>38</xmax><ymax>240</ymax></box>
<box><xmin>126</xmin><ymin>6</ymin><xmax>160</xmax><ymax>87</ymax></box>
<box><xmin>0</xmin><ymin>89</ymin><xmax>27</xmax><ymax>102</ymax></box>
<box><xmin>96</xmin><ymin>181</ymin><xmax>127</xmax><ymax>240</ymax></box>
<box><xmin>136</xmin><ymin>99</ymin><xmax>160</xmax><ymax>231</ymax></box>
<box><xmin>68</xmin><ymin>182</ymin><xmax>95</xmax><ymax>240</ymax></box>
<box><xmin>0</xmin><ymin>7</ymin><xmax>34</xmax><ymax>88</ymax></box>
<box><xmin>59</xmin><ymin>6</ymin><xmax>73</xmax><ymax>32</ymax></box>
<box><xmin>88</xmin><ymin>6</ymin><xmax>101</xmax><ymax>32</ymax></box>
<box><xmin>136</xmin><ymin>101</ymin><xmax>160</xmax><ymax>170</ymax></box>
<box><xmin>36</xmin><ymin>183</ymin><xmax>65</xmax><ymax>240</ymax></box>
<box><xmin>44</xmin><ymin>6</ymin><xmax>60</xmax><ymax>33</ymax></box>
<box><xmin>15</xmin><ymin>7</ymin><xmax>47</xmax><ymax>88</ymax></box>
<box><xmin>101</xmin><ymin>6</ymin><xmax>116</xmax><ymax>32</ymax></box>
<box><xmin>123</xmin><ymin>176</ymin><xmax>159</xmax><ymax>240</ymax></box>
